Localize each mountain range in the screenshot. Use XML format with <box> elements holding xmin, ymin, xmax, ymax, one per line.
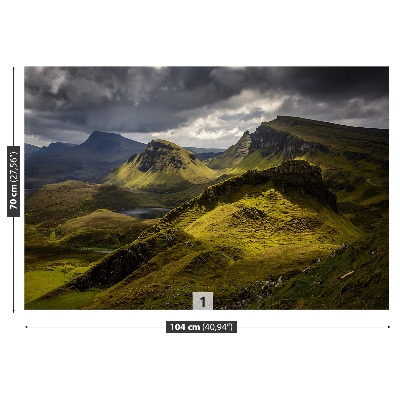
<box><xmin>25</xmin><ymin>142</ymin><xmax>77</xmax><ymax>158</ymax></box>
<box><xmin>25</xmin><ymin>132</ymin><xmax>226</xmax><ymax>189</ymax></box>
<box><xmin>25</xmin><ymin>131</ymin><xmax>147</xmax><ymax>188</ymax></box>
<box><xmin>24</xmin><ymin>116</ymin><xmax>389</xmax><ymax>310</ymax></box>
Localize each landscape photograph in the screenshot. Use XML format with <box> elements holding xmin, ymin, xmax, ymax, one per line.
<box><xmin>24</xmin><ymin>66</ymin><xmax>389</xmax><ymax>310</ymax></box>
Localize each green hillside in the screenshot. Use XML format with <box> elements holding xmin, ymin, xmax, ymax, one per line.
<box><xmin>207</xmin><ymin>116</ymin><xmax>388</xmax><ymax>208</ymax></box>
<box><xmin>106</xmin><ymin>139</ymin><xmax>217</xmax><ymax>192</ymax></box>
<box><xmin>24</xmin><ymin>117</ymin><xmax>389</xmax><ymax>311</ymax></box>
<box><xmin>25</xmin><ymin>208</ymin><xmax>159</xmax><ymax>305</ymax></box>
<box><xmin>265</xmin><ymin>115</ymin><xmax>388</xmax><ymax>157</ymax></box>
<box><xmin>26</xmin><ymin>160</ymin><xmax>385</xmax><ymax>311</ymax></box>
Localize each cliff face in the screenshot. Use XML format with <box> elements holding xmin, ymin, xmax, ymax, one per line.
<box><xmin>233</xmin><ymin>131</ymin><xmax>252</xmax><ymax>158</ymax></box>
<box><xmin>249</xmin><ymin>125</ymin><xmax>322</xmax><ymax>160</ymax></box>
<box><xmin>208</xmin><ymin>124</ymin><xmax>329</xmax><ymax>171</ymax></box>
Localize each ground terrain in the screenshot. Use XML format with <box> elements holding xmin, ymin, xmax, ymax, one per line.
<box><xmin>24</xmin><ymin>117</ymin><xmax>389</xmax><ymax>309</ymax></box>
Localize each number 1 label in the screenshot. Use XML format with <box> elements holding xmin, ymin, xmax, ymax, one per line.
<box><xmin>192</xmin><ymin>292</ymin><xmax>213</xmax><ymax>310</ymax></box>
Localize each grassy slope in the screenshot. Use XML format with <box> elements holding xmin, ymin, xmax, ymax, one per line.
<box><xmin>207</xmin><ymin>132</ymin><xmax>251</xmax><ymax>170</ymax></box>
<box><xmin>84</xmin><ymin>183</ymin><xmax>359</xmax><ymax>309</ymax></box>
<box><xmin>30</xmin><ymin>162</ymin><xmax>365</xmax><ymax>310</ymax></box>
<box><xmin>265</xmin><ymin>116</ymin><xmax>389</xmax><ymax>205</ymax></box>
<box><xmin>51</xmin><ymin>209</ymin><xmax>156</xmax><ymax>248</ymax></box>
<box><xmin>246</xmin><ymin>218</ymin><xmax>388</xmax><ymax>310</ymax></box>
<box><xmin>25</xmin><ymin>208</ymin><xmax>159</xmax><ymax>307</ymax></box>
<box><xmin>24</xmin><ymin>241</ymin><xmax>105</xmax><ymax>305</ymax></box>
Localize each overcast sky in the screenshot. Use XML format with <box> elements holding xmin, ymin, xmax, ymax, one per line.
<box><xmin>25</xmin><ymin>66</ymin><xmax>389</xmax><ymax>148</ymax></box>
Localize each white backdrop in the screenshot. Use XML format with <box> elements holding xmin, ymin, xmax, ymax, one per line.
<box><xmin>1</xmin><ymin>1</ymin><xmax>398</xmax><ymax>399</ymax></box>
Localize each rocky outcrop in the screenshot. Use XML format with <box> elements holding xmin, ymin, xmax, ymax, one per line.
<box><xmin>208</xmin><ymin>126</ymin><xmax>326</xmax><ymax>170</ymax></box>
<box><xmin>200</xmin><ymin>160</ymin><xmax>337</xmax><ymax>211</ymax></box>
<box><xmin>130</xmin><ymin>140</ymin><xmax>197</xmax><ymax>173</ymax></box>
<box><xmin>249</xmin><ymin>125</ymin><xmax>326</xmax><ymax>159</ymax></box>
<box><xmin>164</xmin><ymin>160</ymin><xmax>338</xmax><ymax>223</ymax></box>
<box><xmin>207</xmin><ymin>130</ymin><xmax>252</xmax><ymax>169</ymax></box>
<box><xmin>233</xmin><ymin>131</ymin><xmax>252</xmax><ymax>158</ymax></box>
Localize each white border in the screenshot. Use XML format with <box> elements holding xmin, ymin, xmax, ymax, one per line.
<box><xmin>1</xmin><ymin>1</ymin><xmax>398</xmax><ymax>399</ymax></box>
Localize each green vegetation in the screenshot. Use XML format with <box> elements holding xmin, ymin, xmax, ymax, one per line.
<box><xmin>207</xmin><ymin>116</ymin><xmax>388</xmax><ymax>208</ymax></box>
<box><xmin>24</xmin><ymin>117</ymin><xmax>388</xmax><ymax>310</ymax></box>
<box><xmin>25</xmin><ymin>208</ymin><xmax>159</xmax><ymax>306</ymax></box>
<box><xmin>245</xmin><ymin>219</ymin><xmax>388</xmax><ymax>310</ymax></box>
<box><xmin>50</xmin><ymin>209</ymin><xmax>155</xmax><ymax>248</ymax></box>
<box><xmin>25</xmin><ymin>180</ymin><xmax>163</xmax><ymax>226</ymax></box>
<box><xmin>106</xmin><ymin>139</ymin><xmax>217</xmax><ymax>192</ymax></box>
<box><xmin>26</xmin><ymin>289</ymin><xmax>101</xmax><ymax>310</ymax></box>
<box><xmin>24</xmin><ymin>244</ymin><xmax>104</xmax><ymax>304</ymax></box>
<box><xmin>264</xmin><ymin>116</ymin><xmax>388</xmax><ymax>157</ymax></box>
<box><xmin>28</xmin><ymin>160</ymin><xmax>383</xmax><ymax>310</ymax></box>
<box><xmin>207</xmin><ymin>131</ymin><xmax>251</xmax><ymax>170</ymax></box>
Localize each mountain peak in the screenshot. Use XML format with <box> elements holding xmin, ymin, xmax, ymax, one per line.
<box><xmin>135</xmin><ymin>139</ymin><xmax>197</xmax><ymax>173</ymax></box>
<box><xmin>106</xmin><ymin>140</ymin><xmax>216</xmax><ymax>191</ymax></box>
<box><xmin>79</xmin><ymin>131</ymin><xmax>147</xmax><ymax>157</ymax></box>
<box><xmin>91</xmin><ymin>130</ymin><xmax>116</xmax><ymax>136</ymax></box>
<box><xmin>85</xmin><ymin>130</ymin><xmax>124</xmax><ymax>143</ymax></box>
<box><xmin>148</xmin><ymin>139</ymin><xmax>184</xmax><ymax>151</ymax></box>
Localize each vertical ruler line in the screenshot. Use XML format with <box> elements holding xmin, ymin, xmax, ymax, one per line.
<box><xmin>13</xmin><ymin>67</ymin><xmax>15</xmax><ymax>146</ymax></box>
<box><xmin>12</xmin><ymin>67</ymin><xmax>15</xmax><ymax>312</ymax></box>
<box><xmin>13</xmin><ymin>218</ymin><xmax>15</xmax><ymax>313</ymax></box>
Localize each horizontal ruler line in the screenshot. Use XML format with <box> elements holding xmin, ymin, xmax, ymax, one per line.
<box><xmin>25</xmin><ymin>326</ymin><xmax>390</xmax><ymax>329</ymax></box>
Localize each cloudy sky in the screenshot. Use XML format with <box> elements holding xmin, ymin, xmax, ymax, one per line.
<box><xmin>25</xmin><ymin>67</ymin><xmax>389</xmax><ymax>148</ymax></box>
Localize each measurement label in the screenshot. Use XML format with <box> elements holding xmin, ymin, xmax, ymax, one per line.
<box><xmin>166</xmin><ymin>321</ymin><xmax>237</xmax><ymax>333</ymax></box>
<box><xmin>7</xmin><ymin>146</ymin><xmax>20</xmax><ymax>217</ymax></box>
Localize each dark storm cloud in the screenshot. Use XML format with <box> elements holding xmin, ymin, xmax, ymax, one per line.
<box><xmin>273</xmin><ymin>67</ymin><xmax>389</xmax><ymax>100</ymax></box>
<box><xmin>24</xmin><ymin>66</ymin><xmax>388</xmax><ymax>146</ymax></box>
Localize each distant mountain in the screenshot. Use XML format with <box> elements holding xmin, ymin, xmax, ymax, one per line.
<box><xmin>70</xmin><ymin>131</ymin><xmax>146</xmax><ymax>163</ymax></box>
<box><xmin>25</xmin><ymin>143</ymin><xmax>41</xmax><ymax>156</ymax></box>
<box><xmin>184</xmin><ymin>146</ymin><xmax>225</xmax><ymax>161</ymax></box>
<box><xmin>25</xmin><ymin>131</ymin><xmax>147</xmax><ymax>189</ymax></box>
<box><xmin>35</xmin><ymin>142</ymin><xmax>76</xmax><ymax>155</ymax></box>
<box><xmin>106</xmin><ymin>139</ymin><xmax>216</xmax><ymax>192</ymax></box>
<box><xmin>184</xmin><ymin>146</ymin><xmax>226</xmax><ymax>153</ymax></box>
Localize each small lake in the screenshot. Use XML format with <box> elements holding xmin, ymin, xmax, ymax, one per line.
<box><xmin>118</xmin><ymin>207</ymin><xmax>171</xmax><ymax>219</ymax></box>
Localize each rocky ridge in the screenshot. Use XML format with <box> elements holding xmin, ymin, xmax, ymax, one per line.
<box><xmin>133</xmin><ymin>139</ymin><xmax>197</xmax><ymax>172</ymax></box>
<box><xmin>249</xmin><ymin>125</ymin><xmax>327</xmax><ymax>159</ymax></box>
